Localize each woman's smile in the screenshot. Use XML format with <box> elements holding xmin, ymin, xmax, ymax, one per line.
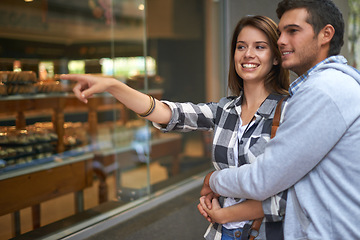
<box><xmin>241</xmin><ymin>63</ymin><xmax>260</xmax><ymax>70</ymax></box>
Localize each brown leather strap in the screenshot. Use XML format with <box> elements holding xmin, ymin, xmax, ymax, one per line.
<box><xmin>249</xmin><ymin>218</ymin><xmax>262</xmax><ymax>240</ymax></box>
<box><xmin>249</xmin><ymin>96</ymin><xmax>287</xmax><ymax>240</ymax></box>
<box><xmin>271</xmin><ymin>96</ymin><xmax>286</xmax><ymax>138</ymax></box>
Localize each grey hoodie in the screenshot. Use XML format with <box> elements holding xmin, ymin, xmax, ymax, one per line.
<box><xmin>210</xmin><ymin>56</ymin><xmax>360</xmax><ymax>239</ymax></box>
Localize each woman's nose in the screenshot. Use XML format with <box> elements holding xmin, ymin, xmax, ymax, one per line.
<box><xmin>244</xmin><ymin>47</ymin><xmax>255</xmax><ymax>57</ymax></box>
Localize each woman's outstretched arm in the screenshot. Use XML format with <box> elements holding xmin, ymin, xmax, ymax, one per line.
<box><xmin>61</xmin><ymin>74</ymin><xmax>172</xmax><ymax>124</ymax></box>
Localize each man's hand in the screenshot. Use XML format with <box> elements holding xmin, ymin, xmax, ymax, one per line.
<box><xmin>200</xmin><ymin>171</ymin><xmax>214</xmax><ymax>196</ymax></box>
<box><xmin>200</xmin><ymin>171</ymin><xmax>219</xmax><ymax>210</ymax></box>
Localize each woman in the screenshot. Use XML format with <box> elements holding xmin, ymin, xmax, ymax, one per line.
<box><xmin>197</xmin><ymin>16</ymin><xmax>289</xmax><ymax>240</ymax></box>
<box><xmin>61</xmin><ymin>15</ymin><xmax>289</xmax><ymax>240</ymax></box>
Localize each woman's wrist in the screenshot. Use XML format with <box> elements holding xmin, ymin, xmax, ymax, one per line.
<box><xmin>215</xmin><ymin>207</ymin><xmax>231</xmax><ymax>225</ymax></box>
<box><xmin>106</xmin><ymin>78</ymin><xmax>122</xmax><ymax>94</ymax></box>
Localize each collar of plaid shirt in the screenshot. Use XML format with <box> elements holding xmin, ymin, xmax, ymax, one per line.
<box><xmin>289</xmin><ymin>55</ymin><xmax>348</xmax><ymax>96</ymax></box>
<box><xmin>226</xmin><ymin>92</ymin><xmax>281</xmax><ymax>120</ymax></box>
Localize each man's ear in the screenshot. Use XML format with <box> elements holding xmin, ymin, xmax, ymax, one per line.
<box><xmin>320</xmin><ymin>24</ymin><xmax>335</xmax><ymax>46</ymax></box>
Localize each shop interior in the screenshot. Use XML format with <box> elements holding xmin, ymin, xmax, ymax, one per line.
<box><xmin>0</xmin><ymin>0</ymin><xmax>354</xmax><ymax>239</ymax></box>
<box><xmin>0</xmin><ymin>0</ymin><xmax>213</xmax><ymax>239</ymax></box>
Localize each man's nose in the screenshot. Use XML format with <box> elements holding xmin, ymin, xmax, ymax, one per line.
<box><xmin>277</xmin><ymin>33</ymin><xmax>286</xmax><ymax>46</ymax></box>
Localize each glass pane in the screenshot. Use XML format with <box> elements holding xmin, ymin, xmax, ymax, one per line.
<box><xmin>0</xmin><ymin>0</ymin><xmax>217</xmax><ymax>238</ymax></box>
<box><xmin>0</xmin><ymin>0</ymin><xmax>148</xmax><ymax>238</ymax></box>
<box><xmin>141</xmin><ymin>0</ymin><xmax>214</xmax><ymax>195</ymax></box>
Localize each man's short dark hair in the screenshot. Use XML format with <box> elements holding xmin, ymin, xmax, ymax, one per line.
<box><xmin>276</xmin><ymin>0</ymin><xmax>344</xmax><ymax>56</ymax></box>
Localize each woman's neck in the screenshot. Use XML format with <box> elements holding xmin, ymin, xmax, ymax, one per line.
<box><xmin>241</xmin><ymin>84</ymin><xmax>270</xmax><ymax>125</ymax></box>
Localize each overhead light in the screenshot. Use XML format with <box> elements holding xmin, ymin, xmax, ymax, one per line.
<box><xmin>138</xmin><ymin>4</ymin><xmax>144</xmax><ymax>11</ymax></box>
<box><xmin>24</xmin><ymin>0</ymin><xmax>34</xmax><ymax>2</ymax></box>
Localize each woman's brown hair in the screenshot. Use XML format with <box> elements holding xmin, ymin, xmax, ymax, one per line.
<box><xmin>228</xmin><ymin>15</ymin><xmax>289</xmax><ymax>96</ymax></box>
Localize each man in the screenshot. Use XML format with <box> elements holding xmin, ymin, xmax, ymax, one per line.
<box><xmin>200</xmin><ymin>0</ymin><xmax>360</xmax><ymax>238</ymax></box>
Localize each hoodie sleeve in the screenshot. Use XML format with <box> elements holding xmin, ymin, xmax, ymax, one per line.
<box><xmin>209</xmin><ymin>83</ymin><xmax>347</xmax><ymax>200</ymax></box>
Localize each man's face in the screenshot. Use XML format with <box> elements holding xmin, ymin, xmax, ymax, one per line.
<box><xmin>278</xmin><ymin>8</ymin><xmax>322</xmax><ymax>76</ymax></box>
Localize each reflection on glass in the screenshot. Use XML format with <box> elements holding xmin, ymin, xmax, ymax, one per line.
<box><xmin>39</xmin><ymin>61</ymin><xmax>54</xmax><ymax>80</ymax></box>
<box><xmin>0</xmin><ymin>0</ymin><xmax>212</xmax><ymax>239</ymax></box>
<box><xmin>68</xmin><ymin>60</ymin><xmax>86</xmax><ymax>74</ymax></box>
<box><xmin>100</xmin><ymin>56</ymin><xmax>156</xmax><ymax>78</ymax></box>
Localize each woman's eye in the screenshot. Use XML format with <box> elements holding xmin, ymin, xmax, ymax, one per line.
<box><xmin>237</xmin><ymin>45</ymin><xmax>245</xmax><ymax>50</ymax></box>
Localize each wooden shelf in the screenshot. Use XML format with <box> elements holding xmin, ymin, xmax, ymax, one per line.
<box><xmin>0</xmin><ymin>89</ymin><xmax>163</xmax><ymax>153</ymax></box>
<box><xmin>0</xmin><ymin>89</ymin><xmax>169</xmax><ymax>237</ymax></box>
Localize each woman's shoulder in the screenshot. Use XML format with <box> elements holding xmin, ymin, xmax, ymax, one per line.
<box><xmin>268</xmin><ymin>93</ymin><xmax>289</xmax><ymax>102</ymax></box>
<box><xmin>218</xmin><ymin>95</ymin><xmax>241</xmax><ymax>103</ymax></box>
<box><xmin>216</xmin><ymin>95</ymin><xmax>240</xmax><ymax>109</ymax></box>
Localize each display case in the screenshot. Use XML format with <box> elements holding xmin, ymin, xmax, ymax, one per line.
<box><xmin>0</xmin><ymin>85</ymin><xmax>175</xmax><ymax>235</ymax></box>
<box><xmin>0</xmin><ymin>0</ymin><xmax>211</xmax><ymax>239</ymax></box>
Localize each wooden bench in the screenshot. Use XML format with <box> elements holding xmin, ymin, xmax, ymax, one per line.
<box><xmin>0</xmin><ymin>153</ymin><xmax>93</xmax><ymax>237</ymax></box>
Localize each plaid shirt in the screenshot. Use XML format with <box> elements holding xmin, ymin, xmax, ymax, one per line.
<box><xmin>156</xmin><ymin>93</ymin><xmax>287</xmax><ymax>240</ymax></box>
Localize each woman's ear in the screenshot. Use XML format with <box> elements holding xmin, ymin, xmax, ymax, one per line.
<box><xmin>273</xmin><ymin>58</ymin><xmax>279</xmax><ymax>66</ymax></box>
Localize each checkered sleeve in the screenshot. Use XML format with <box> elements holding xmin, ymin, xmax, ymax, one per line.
<box><xmin>153</xmin><ymin>100</ymin><xmax>217</xmax><ymax>132</ymax></box>
<box><xmin>262</xmin><ymin>189</ymin><xmax>287</xmax><ymax>222</ymax></box>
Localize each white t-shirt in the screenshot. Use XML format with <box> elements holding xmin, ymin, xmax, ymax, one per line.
<box><xmin>223</xmin><ymin>117</ymin><xmax>254</xmax><ymax>229</ymax></box>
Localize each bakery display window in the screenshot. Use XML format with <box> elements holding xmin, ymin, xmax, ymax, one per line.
<box><xmin>0</xmin><ymin>0</ymin><xmax>214</xmax><ymax>239</ymax></box>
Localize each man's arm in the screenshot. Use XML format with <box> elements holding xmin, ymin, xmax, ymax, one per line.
<box><xmin>209</xmin><ymin>86</ymin><xmax>347</xmax><ymax>200</ymax></box>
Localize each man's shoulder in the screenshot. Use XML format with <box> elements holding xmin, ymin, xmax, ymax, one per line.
<box><xmin>302</xmin><ymin>63</ymin><xmax>360</xmax><ymax>109</ymax></box>
<box><xmin>314</xmin><ymin>62</ymin><xmax>360</xmax><ymax>81</ymax></box>
<box><xmin>309</xmin><ymin>63</ymin><xmax>359</xmax><ymax>86</ymax></box>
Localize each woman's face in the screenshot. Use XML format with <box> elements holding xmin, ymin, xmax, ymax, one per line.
<box><xmin>234</xmin><ymin>26</ymin><xmax>277</xmax><ymax>85</ymax></box>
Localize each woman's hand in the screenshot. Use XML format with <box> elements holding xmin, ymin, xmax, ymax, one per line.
<box><xmin>197</xmin><ymin>198</ymin><xmax>212</xmax><ymax>223</ymax></box>
<box><xmin>61</xmin><ymin>74</ymin><xmax>116</xmax><ymax>104</ymax></box>
<box><xmin>199</xmin><ymin>196</ymin><xmax>224</xmax><ymax>224</ymax></box>
<box><xmin>61</xmin><ymin>73</ymin><xmax>172</xmax><ymax>125</ymax></box>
